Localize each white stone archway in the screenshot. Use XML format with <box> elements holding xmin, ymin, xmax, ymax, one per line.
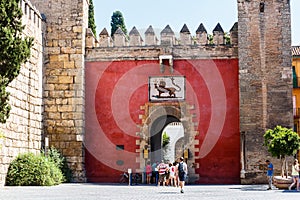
<box><xmin>162</xmin><ymin>122</ymin><xmax>184</xmax><ymax>163</ymax></box>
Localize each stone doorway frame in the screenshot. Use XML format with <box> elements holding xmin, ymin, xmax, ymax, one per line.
<box><xmin>149</xmin><ymin>114</ymin><xmax>182</xmax><ymax>165</ymax></box>
<box><xmin>137</xmin><ymin>102</ymin><xmax>200</xmax><ymax>183</ymax></box>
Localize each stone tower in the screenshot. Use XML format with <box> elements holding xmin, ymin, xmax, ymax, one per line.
<box><xmin>238</xmin><ymin>0</ymin><xmax>292</xmax><ymax>183</ymax></box>
<box><xmin>29</xmin><ymin>0</ymin><xmax>89</xmax><ymax>182</ymax></box>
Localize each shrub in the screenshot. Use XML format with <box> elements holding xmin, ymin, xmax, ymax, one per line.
<box><xmin>6</xmin><ymin>152</ymin><xmax>64</xmax><ymax>186</ymax></box>
<box><xmin>162</xmin><ymin>132</ymin><xmax>170</xmax><ymax>147</ymax></box>
<box><xmin>47</xmin><ymin>147</ymin><xmax>72</xmax><ymax>182</ymax></box>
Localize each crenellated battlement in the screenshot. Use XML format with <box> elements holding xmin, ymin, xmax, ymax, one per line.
<box><xmin>86</xmin><ymin>22</ymin><xmax>238</xmax><ymax>49</ymax></box>
<box><xmin>85</xmin><ymin>22</ymin><xmax>238</xmax><ymax>62</ymax></box>
<box><xmin>20</xmin><ymin>0</ymin><xmax>43</xmax><ymax>33</ymax></box>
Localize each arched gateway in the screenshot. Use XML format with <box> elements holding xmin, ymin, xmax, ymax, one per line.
<box><xmin>85</xmin><ymin>52</ymin><xmax>240</xmax><ymax>183</ymax></box>
<box><xmin>27</xmin><ymin>0</ymin><xmax>292</xmax><ymax>185</ymax></box>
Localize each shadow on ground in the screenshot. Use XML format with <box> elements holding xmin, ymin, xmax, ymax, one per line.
<box><xmin>229</xmin><ymin>185</ymin><xmax>271</xmax><ymax>191</ymax></box>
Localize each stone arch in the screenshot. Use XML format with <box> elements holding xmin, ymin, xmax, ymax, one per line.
<box><xmin>149</xmin><ymin>114</ymin><xmax>181</xmax><ymax>163</ymax></box>
<box><xmin>138</xmin><ymin>102</ymin><xmax>199</xmax><ymax>183</ymax></box>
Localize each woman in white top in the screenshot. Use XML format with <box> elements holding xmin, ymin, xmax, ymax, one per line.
<box><xmin>289</xmin><ymin>159</ymin><xmax>299</xmax><ymax>191</ymax></box>
<box><xmin>169</xmin><ymin>162</ymin><xmax>176</xmax><ymax>186</ymax></box>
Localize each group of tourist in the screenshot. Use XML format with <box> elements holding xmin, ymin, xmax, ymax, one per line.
<box><xmin>266</xmin><ymin>158</ymin><xmax>300</xmax><ymax>191</ymax></box>
<box><xmin>145</xmin><ymin>157</ymin><xmax>188</xmax><ymax>193</ymax></box>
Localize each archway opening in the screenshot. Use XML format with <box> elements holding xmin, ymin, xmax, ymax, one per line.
<box><xmin>161</xmin><ymin>122</ymin><xmax>184</xmax><ymax>163</ymax></box>
<box><xmin>150</xmin><ymin>115</ymin><xmax>183</xmax><ymax>164</ymax></box>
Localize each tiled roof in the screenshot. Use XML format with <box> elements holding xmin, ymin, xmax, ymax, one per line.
<box><xmin>129</xmin><ymin>26</ymin><xmax>140</xmax><ymax>36</ymax></box>
<box><xmin>145</xmin><ymin>25</ymin><xmax>155</xmax><ymax>35</ymax></box>
<box><xmin>196</xmin><ymin>23</ymin><xmax>207</xmax><ymax>33</ymax></box>
<box><xmin>180</xmin><ymin>24</ymin><xmax>190</xmax><ymax>34</ymax></box>
<box><xmin>114</xmin><ymin>27</ymin><xmax>124</xmax><ymax>35</ymax></box>
<box><xmin>292</xmin><ymin>46</ymin><xmax>300</xmax><ymax>56</ymax></box>
<box><xmin>213</xmin><ymin>23</ymin><xmax>224</xmax><ymax>33</ymax></box>
<box><xmin>99</xmin><ymin>28</ymin><xmax>109</xmax><ymax>36</ymax></box>
<box><xmin>230</xmin><ymin>22</ymin><xmax>238</xmax><ymax>32</ymax></box>
<box><xmin>161</xmin><ymin>25</ymin><xmax>174</xmax><ymax>35</ymax></box>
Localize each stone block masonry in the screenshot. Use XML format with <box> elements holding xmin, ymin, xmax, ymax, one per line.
<box><xmin>27</xmin><ymin>0</ymin><xmax>89</xmax><ymax>182</ymax></box>
<box><xmin>238</xmin><ymin>0</ymin><xmax>292</xmax><ymax>183</ymax></box>
<box><xmin>0</xmin><ymin>0</ymin><xmax>44</xmax><ymax>186</ymax></box>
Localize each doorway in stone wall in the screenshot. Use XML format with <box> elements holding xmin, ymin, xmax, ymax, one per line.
<box><xmin>150</xmin><ymin>115</ymin><xmax>184</xmax><ymax>164</ymax></box>
<box><xmin>138</xmin><ymin>102</ymin><xmax>197</xmax><ymax>183</ymax></box>
<box><xmin>162</xmin><ymin>122</ymin><xmax>184</xmax><ymax>163</ymax></box>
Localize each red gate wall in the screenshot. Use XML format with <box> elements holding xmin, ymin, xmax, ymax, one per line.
<box><xmin>85</xmin><ymin>59</ymin><xmax>240</xmax><ymax>184</ymax></box>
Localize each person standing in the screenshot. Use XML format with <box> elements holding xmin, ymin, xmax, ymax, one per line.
<box><xmin>169</xmin><ymin>162</ymin><xmax>176</xmax><ymax>187</ymax></box>
<box><xmin>157</xmin><ymin>160</ymin><xmax>167</xmax><ymax>186</ymax></box>
<box><xmin>173</xmin><ymin>161</ymin><xmax>179</xmax><ymax>187</ymax></box>
<box><xmin>145</xmin><ymin>161</ymin><xmax>152</xmax><ymax>184</ymax></box>
<box><xmin>266</xmin><ymin>160</ymin><xmax>274</xmax><ymax>190</ymax></box>
<box><xmin>151</xmin><ymin>161</ymin><xmax>159</xmax><ymax>184</ymax></box>
<box><xmin>289</xmin><ymin>159</ymin><xmax>299</xmax><ymax>191</ymax></box>
<box><xmin>176</xmin><ymin>157</ymin><xmax>188</xmax><ymax>193</ymax></box>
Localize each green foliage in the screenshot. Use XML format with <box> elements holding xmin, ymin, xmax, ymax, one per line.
<box><xmin>0</xmin><ymin>0</ymin><xmax>33</xmax><ymax>123</ymax></box>
<box><xmin>110</xmin><ymin>10</ymin><xmax>127</xmax><ymax>36</ymax></box>
<box><xmin>264</xmin><ymin>125</ymin><xmax>300</xmax><ymax>158</ymax></box>
<box><xmin>264</xmin><ymin>125</ymin><xmax>300</xmax><ymax>177</ymax></box>
<box><xmin>208</xmin><ymin>34</ymin><xmax>213</xmax><ymax>44</ymax></box>
<box><xmin>88</xmin><ymin>0</ymin><xmax>96</xmax><ymax>36</ymax></box>
<box><xmin>48</xmin><ymin>147</ymin><xmax>72</xmax><ymax>182</ymax></box>
<box><xmin>162</xmin><ymin>132</ymin><xmax>170</xmax><ymax>147</ymax></box>
<box><xmin>0</xmin><ymin>0</ymin><xmax>33</xmax><ymax>83</ymax></box>
<box><xmin>6</xmin><ymin>152</ymin><xmax>64</xmax><ymax>186</ymax></box>
<box><xmin>224</xmin><ymin>32</ymin><xmax>231</xmax><ymax>45</ymax></box>
<box><xmin>0</xmin><ymin>75</ymin><xmax>10</xmax><ymax>123</ymax></box>
<box><xmin>207</xmin><ymin>33</ymin><xmax>230</xmax><ymax>45</ymax></box>
<box><xmin>0</xmin><ymin>130</ymin><xmax>4</xmax><ymax>149</ymax></box>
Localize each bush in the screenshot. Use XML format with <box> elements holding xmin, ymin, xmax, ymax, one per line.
<box><xmin>47</xmin><ymin>147</ymin><xmax>72</xmax><ymax>182</ymax></box>
<box><xmin>6</xmin><ymin>152</ymin><xmax>64</xmax><ymax>186</ymax></box>
<box><xmin>162</xmin><ymin>132</ymin><xmax>170</xmax><ymax>147</ymax></box>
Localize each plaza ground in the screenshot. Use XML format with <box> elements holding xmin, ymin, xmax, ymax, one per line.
<box><xmin>0</xmin><ymin>183</ymin><xmax>300</xmax><ymax>200</ymax></box>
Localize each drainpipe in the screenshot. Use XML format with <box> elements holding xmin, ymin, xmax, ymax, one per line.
<box><xmin>240</xmin><ymin>131</ymin><xmax>246</xmax><ymax>179</ymax></box>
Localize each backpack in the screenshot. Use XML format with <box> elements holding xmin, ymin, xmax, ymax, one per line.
<box><xmin>178</xmin><ymin>162</ymin><xmax>184</xmax><ymax>175</ymax></box>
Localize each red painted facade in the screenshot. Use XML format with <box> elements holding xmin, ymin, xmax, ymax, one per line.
<box><xmin>85</xmin><ymin>59</ymin><xmax>240</xmax><ymax>184</ymax></box>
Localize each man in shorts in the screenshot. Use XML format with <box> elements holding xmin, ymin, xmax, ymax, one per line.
<box><xmin>157</xmin><ymin>160</ymin><xmax>167</xmax><ymax>186</ymax></box>
<box><xmin>177</xmin><ymin>157</ymin><xmax>188</xmax><ymax>193</ymax></box>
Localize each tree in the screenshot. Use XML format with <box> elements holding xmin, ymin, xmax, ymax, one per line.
<box><xmin>207</xmin><ymin>34</ymin><xmax>213</xmax><ymax>44</ymax></box>
<box><xmin>263</xmin><ymin>125</ymin><xmax>300</xmax><ymax>177</ymax></box>
<box><xmin>207</xmin><ymin>33</ymin><xmax>230</xmax><ymax>45</ymax></box>
<box><xmin>224</xmin><ymin>32</ymin><xmax>231</xmax><ymax>45</ymax></box>
<box><xmin>88</xmin><ymin>0</ymin><xmax>96</xmax><ymax>36</ymax></box>
<box><xmin>162</xmin><ymin>132</ymin><xmax>170</xmax><ymax>147</ymax></box>
<box><xmin>110</xmin><ymin>10</ymin><xmax>127</xmax><ymax>36</ymax></box>
<box><xmin>0</xmin><ymin>0</ymin><xmax>33</xmax><ymax>123</ymax></box>
<box><xmin>0</xmin><ymin>76</ymin><xmax>10</xmax><ymax>123</ymax></box>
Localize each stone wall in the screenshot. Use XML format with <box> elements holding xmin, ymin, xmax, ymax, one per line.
<box><xmin>85</xmin><ymin>23</ymin><xmax>240</xmax><ymax>183</ymax></box>
<box><xmin>86</xmin><ymin>23</ymin><xmax>238</xmax><ymax>62</ymax></box>
<box><xmin>0</xmin><ymin>0</ymin><xmax>292</xmax><ymax>185</ymax></box>
<box><xmin>87</xmin><ymin>23</ymin><xmax>238</xmax><ymax>49</ymax></box>
<box><xmin>0</xmin><ymin>0</ymin><xmax>44</xmax><ymax>186</ymax></box>
<box><xmin>238</xmin><ymin>0</ymin><xmax>293</xmax><ymax>183</ymax></box>
<box><xmin>29</xmin><ymin>0</ymin><xmax>89</xmax><ymax>182</ymax></box>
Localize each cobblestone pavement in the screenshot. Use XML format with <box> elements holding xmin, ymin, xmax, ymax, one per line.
<box><xmin>0</xmin><ymin>184</ymin><xmax>300</xmax><ymax>200</ymax></box>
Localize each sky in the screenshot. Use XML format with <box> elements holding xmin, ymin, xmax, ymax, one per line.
<box><xmin>93</xmin><ymin>0</ymin><xmax>300</xmax><ymax>46</ymax></box>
